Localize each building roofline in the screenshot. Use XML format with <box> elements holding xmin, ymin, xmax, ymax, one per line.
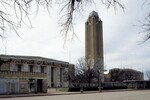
<box><xmin>0</xmin><ymin>54</ymin><xmax>69</xmax><ymax>64</ymax></box>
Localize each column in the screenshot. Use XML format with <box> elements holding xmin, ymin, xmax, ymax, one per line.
<box><xmin>47</xmin><ymin>65</ymin><xmax>51</xmax><ymax>87</ymax></box>
<box><xmin>56</xmin><ymin>67</ymin><xmax>60</xmax><ymax>87</ymax></box>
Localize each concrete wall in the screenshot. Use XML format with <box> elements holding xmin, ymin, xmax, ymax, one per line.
<box><xmin>42</xmin><ymin>79</ymin><xmax>48</xmax><ymax>93</ymax></box>
<box><xmin>19</xmin><ymin>78</ymin><xmax>28</xmax><ymax>93</ymax></box>
<box><xmin>23</xmin><ymin>64</ymin><xmax>29</xmax><ymax>72</ymax></box>
<box><xmin>0</xmin><ymin>78</ymin><xmax>19</xmax><ymax>94</ymax></box>
<box><xmin>0</xmin><ymin>56</ymin><xmax>73</xmax><ymax>93</ymax></box>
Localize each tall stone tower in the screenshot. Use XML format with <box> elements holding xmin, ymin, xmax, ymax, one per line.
<box><xmin>85</xmin><ymin>11</ymin><xmax>104</xmax><ymax>81</ymax></box>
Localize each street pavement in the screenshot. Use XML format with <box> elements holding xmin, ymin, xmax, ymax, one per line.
<box><xmin>0</xmin><ymin>90</ymin><xmax>150</xmax><ymax>100</ymax></box>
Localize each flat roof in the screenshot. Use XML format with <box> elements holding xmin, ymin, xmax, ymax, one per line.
<box><xmin>0</xmin><ymin>54</ymin><xmax>69</xmax><ymax>64</ymax></box>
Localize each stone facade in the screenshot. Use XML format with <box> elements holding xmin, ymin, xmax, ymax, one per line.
<box><xmin>0</xmin><ymin>54</ymin><xmax>74</xmax><ymax>94</ymax></box>
<box><xmin>85</xmin><ymin>11</ymin><xmax>104</xmax><ymax>81</ymax></box>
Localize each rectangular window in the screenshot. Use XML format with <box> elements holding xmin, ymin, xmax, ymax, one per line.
<box><xmin>60</xmin><ymin>68</ymin><xmax>63</xmax><ymax>86</ymax></box>
<box><xmin>29</xmin><ymin>65</ymin><xmax>33</xmax><ymax>72</ymax></box>
<box><xmin>17</xmin><ymin>65</ymin><xmax>22</xmax><ymax>72</ymax></box>
<box><xmin>51</xmin><ymin>67</ymin><xmax>54</xmax><ymax>87</ymax></box>
<box><xmin>87</xmin><ymin>25</ymin><xmax>91</xmax><ymax>56</ymax></box>
<box><xmin>96</xmin><ymin>24</ymin><xmax>100</xmax><ymax>55</ymax></box>
<box><xmin>41</xmin><ymin>66</ymin><xmax>44</xmax><ymax>73</ymax></box>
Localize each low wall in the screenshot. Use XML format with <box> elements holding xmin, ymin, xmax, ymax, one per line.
<box><xmin>102</xmin><ymin>82</ymin><xmax>127</xmax><ymax>90</ymax></box>
<box><xmin>48</xmin><ymin>88</ymin><xmax>69</xmax><ymax>93</ymax></box>
<box><xmin>69</xmin><ymin>82</ymin><xmax>127</xmax><ymax>92</ymax></box>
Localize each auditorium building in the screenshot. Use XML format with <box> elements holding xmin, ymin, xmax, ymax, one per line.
<box><xmin>0</xmin><ymin>54</ymin><xmax>74</xmax><ymax>94</ymax></box>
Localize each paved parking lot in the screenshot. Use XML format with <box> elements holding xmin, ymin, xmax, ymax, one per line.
<box><xmin>1</xmin><ymin>90</ymin><xmax>150</xmax><ymax>100</ymax></box>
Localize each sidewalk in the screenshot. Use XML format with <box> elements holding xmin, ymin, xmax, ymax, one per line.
<box><xmin>0</xmin><ymin>92</ymin><xmax>77</xmax><ymax>98</ymax></box>
<box><xmin>0</xmin><ymin>89</ymin><xmax>143</xmax><ymax>98</ymax></box>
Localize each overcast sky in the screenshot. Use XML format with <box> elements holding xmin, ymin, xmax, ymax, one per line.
<box><xmin>0</xmin><ymin>0</ymin><xmax>150</xmax><ymax>79</ymax></box>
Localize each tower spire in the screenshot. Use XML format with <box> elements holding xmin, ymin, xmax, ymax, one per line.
<box><xmin>89</xmin><ymin>11</ymin><xmax>99</xmax><ymax>18</ymax></box>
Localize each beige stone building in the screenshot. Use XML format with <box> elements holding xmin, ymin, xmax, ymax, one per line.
<box><xmin>0</xmin><ymin>54</ymin><xmax>74</xmax><ymax>94</ymax></box>
<box><xmin>85</xmin><ymin>11</ymin><xmax>104</xmax><ymax>81</ymax></box>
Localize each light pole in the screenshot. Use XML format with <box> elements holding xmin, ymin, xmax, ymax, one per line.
<box><xmin>95</xmin><ymin>62</ymin><xmax>102</xmax><ymax>92</ymax></box>
<box><xmin>98</xmin><ymin>68</ymin><xmax>107</xmax><ymax>92</ymax></box>
<box><xmin>98</xmin><ymin>70</ymin><xmax>102</xmax><ymax>92</ymax></box>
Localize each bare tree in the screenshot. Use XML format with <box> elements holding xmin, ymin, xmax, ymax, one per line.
<box><xmin>69</xmin><ymin>57</ymin><xmax>104</xmax><ymax>88</ymax></box>
<box><xmin>58</xmin><ymin>0</ymin><xmax>124</xmax><ymax>42</ymax></box>
<box><xmin>0</xmin><ymin>0</ymin><xmax>124</xmax><ymax>42</ymax></box>
<box><xmin>138</xmin><ymin>0</ymin><xmax>150</xmax><ymax>43</ymax></box>
<box><xmin>0</xmin><ymin>0</ymin><xmax>52</xmax><ymax>37</ymax></box>
<box><xmin>141</xmin><ymin>13</ymin><xmax>150</xmax><ymax>42</ymax></box>
<box><xmin>1</xmin><ymin>0</ymin><xmax>150</xmax><ymax>43</ymax></box>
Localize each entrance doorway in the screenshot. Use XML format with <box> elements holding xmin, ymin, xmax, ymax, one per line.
<box><xmin>37</xmin><ymin>79</ymin><xmax>43</xmax><ymax>92</ymax></box>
